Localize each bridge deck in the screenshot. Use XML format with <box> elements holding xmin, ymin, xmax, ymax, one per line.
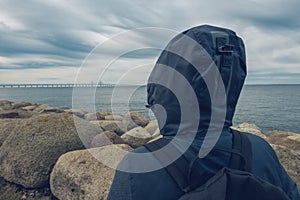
<box><xmin>0</xmin><ymin>84</ymin><xmax>116</xmax><ymax>88</ymax></box>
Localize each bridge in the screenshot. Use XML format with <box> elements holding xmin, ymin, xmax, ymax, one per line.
<box><xmin>0</xmin><ymin>83</ymin><xmax>116</xmax><ymax>88</ymax></box>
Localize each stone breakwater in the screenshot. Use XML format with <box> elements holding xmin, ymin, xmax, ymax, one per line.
<box><xmin>0</xmin><ymin>100</ymin><xmax>299</xmax><ymax>200</ymax></box>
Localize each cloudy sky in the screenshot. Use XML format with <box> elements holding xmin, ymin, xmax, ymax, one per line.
<box><xmin>0</xmin><ymin>0</ymin><xmax>299</xmax><ymax>85</ymax></box>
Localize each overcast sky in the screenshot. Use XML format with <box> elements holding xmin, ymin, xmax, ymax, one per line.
<box><xmin>0</xmin><ymin>0</ymin><xmax>299</xmax><ymax>85</ymax></box>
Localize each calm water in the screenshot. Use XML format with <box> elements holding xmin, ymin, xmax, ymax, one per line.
<box><xmin>0</xmin><ymin>85</ymin><xmax>299</xmax><ymax>134</ymax></box>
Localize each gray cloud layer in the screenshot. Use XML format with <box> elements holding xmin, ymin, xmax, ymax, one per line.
<box><xmin>0</xmin><ymin>0</ymin><xmax>299</xmax><ymax>84</ymax></box>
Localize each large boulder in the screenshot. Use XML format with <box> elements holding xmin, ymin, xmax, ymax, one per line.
<box><xmin>267</xmin><ymin>131</ymin><xmax>300</xmax><ymax>152</ymax></box>
<box><xmin>40</xmin><ymin>107</ymin><xmax>64</xmax><ymax>113</ymax></box>
<box><xmin>147</xmin><ymin>128</ymin><xmax>162</xmax><ymax>143</ymax></box>
<box><xmin>92</xmin><ymin>120</ymin><xmax>126</xmax><ymax>135</ymax></box>
<box><xmin>144</xmin><ymin>120</ymin><xmax>158</xmax><ymax>135</ymax></box>
<box><xmin>0</xmin><ymin>100</ymin><xmax>12</xmax><ymax>110</ymax></box>
<box><xmin>271</xmin><ymin>144</ymin><xmax>300</xmax><ymax>190</ymax></box>
<box><xmin>0</xmin><ymin>113</ymin><xmax>101</xmax><ymax>188</ymax></box>
<box><xmin>91</xmin><ymin>131</ymin><xmax>125</xmax><ymax>148</ymax></box>
<box><xmin>17</xmin><ymin>110</ymin><xmax>34</xmax><ymax>118</ymax></box>
<box><xmin>84</xmin><ymin>112</ymin><xmax>111</xmax><ymax>121</ymax></box>
<box><xmin>11</xmin><ymin>101</ymin><xmax>32</xmax><ymax>109</ymax></box>
<box><xmin>121</xmin><ymin>126</ymin><xmax>152</xmax><ymax>148</ymax></box>
<box><xmin>50</xmin><ymin>144</ymin><xmax>132</xmax><ymax>200</ymax></box>
<box><xmin>0</xmin><ymin>177</ymin><xmax>52</xmax><ymax>200</ymax></box>
<box><xmin>0</xmin><ymin>119</ymin><xmax>21</xmax><ymax>146</ymax></box>
<box><xmin>0</xmin><ymin>110</ymin><xmax>33</xmax><ymax>119</ymax></box>
<box><xmin>21</xmin><ymin>105</ymin><xmax>38</xmax><ymax>111</ymax></box>
<box><xmin>64</xmin><ymin>109</ymin><xmax>88</xmax><ymax>118</ymax></box>
<box><xmin>122</xmin><ymin>112</ymin><xmax>149</xmax><ymax>130</ymax></box>
<box><xmin>0</xmin><ymin>110</ymin><xmax>19</xmax><ymax>118</ymax></box>
<box><xmin>104</xmin><ymin>114</ymin><xmax>124</xmax><ymax>121</ymax></box>
<box><xmin>231</xmin><ymin>123</ymin><xmax>267</xmax><ymax>139</ymax></box>
<box><xmin>33</xmin><ymin>104</ymin><xmax>49</xmax><ymax>113</ymax></box>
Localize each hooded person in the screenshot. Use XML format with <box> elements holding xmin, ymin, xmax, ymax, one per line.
<box><xmin>107</xmin><ymin>25</ymin><xmax>299</xmax><ymax>200</ymax></box>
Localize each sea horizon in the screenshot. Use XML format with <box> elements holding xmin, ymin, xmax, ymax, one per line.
<box><xmin>1</xmin><ymin>84</ymin><xmax>299</xmax><ymax>134</ymax></box>
<box><xmin>1</xmin><ymin>83</ymin><xmax>300</xmax><ymax>87</ymax></box>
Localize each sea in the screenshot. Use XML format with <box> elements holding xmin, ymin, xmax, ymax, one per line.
<box><xmin>0</xmin><ymin>85</ymin><xmax>299</xmax><ymax>134</ymax></box>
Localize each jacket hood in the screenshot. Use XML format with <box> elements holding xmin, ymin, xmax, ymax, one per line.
<box><xmin>147</xmin><ymin>25</ymin><xmax>247</xmax><ymax>138</ymax></box>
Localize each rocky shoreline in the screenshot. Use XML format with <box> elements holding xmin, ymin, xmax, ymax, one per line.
<box><xmin>0</xmin><ymin>100</ymin><xmax>299</xmax><ymax>199</ymax></box>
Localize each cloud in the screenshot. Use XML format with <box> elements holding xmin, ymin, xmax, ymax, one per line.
<box><xmin>0</xmin><ymin>67</ymin><xmax>78</xmax><ymax>84</ymax></box>
<box><xmin>235</xmin><ymin>0</ymin><xmax>300</xmax><ymax>30</ymax></box>
<box><xmin>0</xmin><ymin>0</ymin><xmax>299</xmax><ymax>84</ymax></box>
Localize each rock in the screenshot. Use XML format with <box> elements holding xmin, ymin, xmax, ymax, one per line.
<box><xmin>0</xmin><ymin>176</ymin><xmax>53</xmax><ymax>200</ymax></box>
<box><xmin>121</xmin><ymin>126</ymin><xmax>152</xmax><ymax>148</ymax></box>
<box><xmin>147</xmin><ymin>135</ymin><xmax>163</xmax><ymax>143</ymax></box>
<box><xmin>84</xmin><ymin>113</ymin><xmax>98</xmax><ymax>121</ymax></box>
<box><xmin>40</xmin><ymin>107</ymin><xmax>65</xmax><ymax>113</ymax></box>
<box><xmin>84</xmin><ymin>111</ymin><xmax>111</xmax><ymax>121</ymax></box>
<box><xmin>50</xmin><ymin>144</ymin><xmax>132</xmax><ymax>200</ymax></box>
<box><xmin>0</xmin><ymin>100</ymin><xmax>12</xmax><ymax>105</ymax></box>
<box><xmin>0</xmin><ymin>113</ymin><xmax>101</xmax><ymax>188</ymax></box>
<box><xmin>104</xmin><ymin>114</ymin><xmax>124</xmax><ymax>121</ymax></box>
<box><xmin>0</xmin><ymin>100</ymin><xmax>12</xmax><ymax>110</ymax></box>
<box><xmin>17</xmin><ymin>110</ymin><xmax>34</xmax><ymax>118</ymax></box>
<box><xmin>147</xmin><ymin>128</ymin><xmax>162</xmax><ymax>143</ymax></box>
<box><xmin>271</xmin><ymin>144</ymin><xmax>300</xmax><ymax>190</ymax></box>
<box><xmin>21</xmin><ymin>105</ymin><xmax>38</xmax><ymax>111</ymax></box>
<box><xmin>144</xmin><ymin>120</ymin><xmax>158</xmax><ymax>135</ymax></box>
<box><xmin>0</xmin><ymin>110</ymin><xmax>33</xmax><ymax>119</ymax></box>
<box><xmin>85</xmin><ymin>113</ymin><xmax>97</xmax><ymax>121</ymax></box>
<box><xmin>33</xmin><ymin>104</ymin><xmax>49</xmax><ymax>113</ymax></box>
<box><xmin>288</xmin><ymin>135</ymin><xmax>300</xmax><ymax>143</ymax></box>
<box><xmin>122</xmin><ymin>112</ymin><xmax>149</xmax><ymax>131</ymax></box>
<box><xmin>64</xmin><ymin>109</ymin><xmax>88</xmax><ymax>118</ymax></box>
<box><xmin>152</xmin><ymin>128</ymin><xmax>161</xmax><ymax>138</ymax></box>
<box><xmin>90</xmin><ymin>120</ymin><xmax>101</xmax><ymax>125</ymax></box>
<box><xmin>94</xmin><ymin>120</ymin><xmax>126</xmax><ymax>135</ymax></box>
<box><xmin>0</xmin><ymin>119</ymin><xmax>22</xmax><ymax>146</ymax></box>
<box><xmin>267</xmin><ymin>131</ymin><xmax>300</xmax><ymax>152</ymax></box>
<box><xmin>11</xmin><ymin>102</ymin><xmax>32</xmax><ymax>109</ymax></box>
<box><xmin>0</xmin><ymin>110</ymin><xmax>19</xmax><ymax>118</ymax></box>
<box><xmin>231</xmin><ymin>123</ymin><xmax>267</xmax><ymax>139</ymax></box>
<box><xmin>91</xmin><ymin>131</ymin><xmax>125</xmax><ymax>148</ymax></box>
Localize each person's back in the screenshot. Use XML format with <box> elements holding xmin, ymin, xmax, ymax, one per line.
<box><xmin>108</xmin><ymin>25</ymin><xmax>299</xmax><ymax>200</ymax></box>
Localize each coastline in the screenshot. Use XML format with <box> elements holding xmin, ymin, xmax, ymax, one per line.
<box><xmin>0</xmin><ymin>100</ymin><xmax>299</xmax><ymax>199</ymax></box>
<box><xmin>1</xmin><ymin>85</ymin><xmax>300</xmax><ymax>134</ymax></box>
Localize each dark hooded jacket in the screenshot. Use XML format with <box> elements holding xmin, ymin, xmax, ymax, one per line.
<box><xmin>108</xmin><ymin>25</ymin><xmax>299</xmax><ymax>200</ymax></box>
